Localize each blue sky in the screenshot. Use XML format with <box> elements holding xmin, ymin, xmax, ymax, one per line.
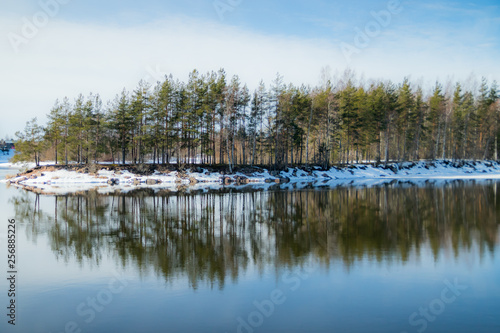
<box><xmin>1</xmin><ymin>0</ymin><xmax>499</xmax><ymax>136</ymax></box>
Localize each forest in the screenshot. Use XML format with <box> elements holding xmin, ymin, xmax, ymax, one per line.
<box><xmin>12</xmin><ymin>69</ymin><xmax>500</xmax><ymax>169</ymax></box>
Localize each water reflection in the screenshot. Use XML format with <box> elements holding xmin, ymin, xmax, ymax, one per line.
<box><xmin>10</xmin><ymin>181</ymin><xmax>500</xmax><ymax>289</ymax></box>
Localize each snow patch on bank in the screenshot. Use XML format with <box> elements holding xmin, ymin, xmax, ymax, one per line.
<box><xmin>2</xmin><ymin>160</ymin><xmax>500</xmax><ymax>194</ymax></box>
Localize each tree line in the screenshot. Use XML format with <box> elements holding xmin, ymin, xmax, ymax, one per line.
<box><xmin>13</xmin><ymin>69</ymin><xmax>500</xmax><ymax>168</ymax></box>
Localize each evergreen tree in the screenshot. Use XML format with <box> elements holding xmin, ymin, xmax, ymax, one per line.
<box><xmin>249</xmin><ymin>81</ymin><xmax>267</xmax><ymax>165</ymax></box>
<box><xmin>109</xmin><ymin>90</ymin><xmax>133</xmax><ymax>164</ymax></box>
<box><xmin>9</xmin><ymin>69</ymin><xmax>500</xmax><ymax>167</ymax></box>
<box><xmin>427</xmin><ymin>83</ymin><xmax>446</xmax><ymax>159</ymax></box>
<box><xmin>396</xmin><ymin>79</ymin><xmax>416</xmax><ymax>161</ymax></box>
<box><xmin>13</xmin><ymin>118</ymin><xmax>45</xmax><ymax>166</ymax></box>
<box><xmin>45</xmin><ymin>100</ymin><xmax>64</xmax><ymax>164</ymax></box>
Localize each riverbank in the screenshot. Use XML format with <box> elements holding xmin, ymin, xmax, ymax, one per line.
<box><xmin>2</xmin><ymin>160</ymin><xmax>500</xmax><ymax>195</ymax></box>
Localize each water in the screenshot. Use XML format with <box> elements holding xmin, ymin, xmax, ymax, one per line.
<box><xmin>1</xmin><ymin>177</ymin><xmax>500</xmax><ymax>333</ymax></box>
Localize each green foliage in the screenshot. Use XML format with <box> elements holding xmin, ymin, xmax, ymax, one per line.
<box><xmin>12</xmin><ymin>118</ymin><xmax>45</xmax><ymax>166</ymax></box>
<box><xmin>11</xmin><ymin>71</ymin><xmax>500</xmax><ymax>167</ymax></box>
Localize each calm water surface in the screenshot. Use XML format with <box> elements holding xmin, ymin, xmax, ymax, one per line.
<box><xmin>1</xmin><ymin>171</ymin><xmax>499</xmax><ymax>333</ymax></box>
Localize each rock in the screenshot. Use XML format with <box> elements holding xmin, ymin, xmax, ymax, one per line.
<box><xmin>279</xmin><ymin>177</ymin><xmax>290</xmax><ymax>183</ymax></box>
<box><xmin>189</xmin><ymin>177</ymin><xmax>199</xmax><ymax>184</ymax></box>
<box><xmin>133</xmin><ymin>179</ymin><xmax>141</xmax><ymax>185</ymax></box>
<box><xmin>235</xmin><ymin>176</ymin><xmax>249</xmax><ymax>184</ymax></box>
<box><xmin>176</xmin><ymin>185</ymin><xmax>188</xmax><ymax>192</ymax></box>
<box><xmin>146</xmin><ymin>179</ymin><xmax>159</xmax><ymax>185</ymax></box>
<box><xmin>223</xmin><ymin>177</ymin><xmax>233</xmax><ymax>185</ymax></box>
<box><xmin>265</xmin><ymin>178</ymin><xmax>274</xmax><ymax>183</ymax></box>
<box><xmin>107</xmin><ymin>178</ymin><xmax>118</xmax><ymax>185</ymax></box>
<box><xmin>15</xmin><ymin>177</ymin><xmax>27</xmax><ymax>184</ymax></box>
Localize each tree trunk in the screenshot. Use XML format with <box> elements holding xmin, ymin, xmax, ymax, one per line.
<box><xmin>251</xmin><ymin>134</ymin><xmax>256</xmax><ymax>166</ymax></box>
<box><xmin>385</xmin><ymin>126</ymin><xmax>390</xmax><ymax>166</ymax></box>
<box><xmin>442</xmin><ymin>117</ymin><xmax>448</xmax><ymax>160</ymax></box>
<box><xmin>495</xmin><ymin>133</ymin><xmax>498</xmax><ymax>161</ymax></box>
<box><xmin>306</xmin><ymin>106</ymin><xmax>313</xmax><ymax>164</ymax></box>
<box><xmin>55</xmin><ymin>139</ymin><xmax>58</xmax><ymax>165</ymax></box>
<box><xmin>377</xmin><ymin>131</ymin><xmax>382</xmax><ymax>163</ymax></box>
<box><xmin>463</xmin><ymin>114</ymin><xmax>469</xmax><ymax>160</ymax></box>
<box><xmin>434</xmin><ymin>121</ymin><xmax>441</xmax><ymax>160</ymax></box>
<box><xmin>483</xmin><ymin>136</ymin><xmax>492</xmax><ymax>160</ymax></box>
<box><xmin>65</xmin><ymin>137</ymin><xmax>68</xmax><ymax>165</ymax></box>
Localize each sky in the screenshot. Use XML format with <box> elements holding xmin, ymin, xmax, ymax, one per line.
<box><xmin>0</xmin><ymin>0</ymin><xmax>499</xmax><ymax>137</ymax></box>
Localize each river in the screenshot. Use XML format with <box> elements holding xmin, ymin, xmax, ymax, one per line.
<box><xmin>0</xmin><ymin>173</ymin><xmax>499</xmax><ymax>332</ymax></box>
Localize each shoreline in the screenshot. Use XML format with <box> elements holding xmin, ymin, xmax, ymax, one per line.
<box><xmin>2</xmin><ymin>160</ymin><xmax>500</xmax><ymax>195</ymax></box>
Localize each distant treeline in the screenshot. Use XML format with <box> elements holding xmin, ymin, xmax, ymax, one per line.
<box><xmin>13</xmin><ymin>69</ymin><xmax>500</xmax><ymax>168</ymax></box>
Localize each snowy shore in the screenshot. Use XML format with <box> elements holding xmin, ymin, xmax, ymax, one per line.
<box><xmin>2</xmin><ymin>157</ymin><xmax>500</xmax><ymax>195</ymax></box>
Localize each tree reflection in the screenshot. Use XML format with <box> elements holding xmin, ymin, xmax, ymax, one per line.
<box><xmin>10</xmin><ymin>181</ymin><xmax>500</xmax><ymax>288</ymax></box>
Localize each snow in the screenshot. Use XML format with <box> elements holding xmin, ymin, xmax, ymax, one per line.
<box><xmin>2</xmin><ymin>160</ymin><xmax>500</xmax><ymax>195</ymax></box>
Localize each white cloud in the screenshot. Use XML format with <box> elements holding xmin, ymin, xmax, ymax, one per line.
<box><xmin>0</xmin><ymin>12</ymin><xmax>498</xmax><ymax>137</ymax></box>
<box><xmin>0</xmin><ymin>16</ymin><xmax>344</xmax><ymax>136</ymax></box>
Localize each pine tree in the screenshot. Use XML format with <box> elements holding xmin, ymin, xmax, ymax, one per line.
<box><xmin>10</xmin><ymin>69</ymin><xmax>500</xmax><ymax>167</ymax></box>
<box><xmin>396</xmin><ymin>78</ymin><xmax>416</xmax><ymax>161</ymax></box>
<box><xmin>412</xmin><ymin>87</ymin><xmax>427</xmax><ymax>161</ymax></box>
<box><xmin>109</xmin><ymin>90</ymin><xmax>133</xmax><ymax>164</ymax></box>
<box><xmin>427</xmin><ymin>83</ymin><xmax>446</xmax><ymax>159</ymax></box>
<box><xmin>45</xmin><ymin>100</ymin><xmax>64</xmax><ymax>164</ymax></box>
<box><xmin>12</xmin><ymin>118</ymin><xmax>45</xmax><ymax>166</ymax></box>
<box><xmin>383</xmin><ymin>83</ymin><xmax>399</xmax><ymax>164</ymax></box>
<box><xmin>338</xmin><ymin>81</ymin><xmax>359</xmax><ymax>164</ymax></box>
<box><xmin>249</xmin><ymin>81</ymin><xmax>267</xmax><ymax>165</ymax></box>
<box><xmin>450</xmin><ymin>83</ymin><xmax>465</xmax><ymax>160</ymax></box>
